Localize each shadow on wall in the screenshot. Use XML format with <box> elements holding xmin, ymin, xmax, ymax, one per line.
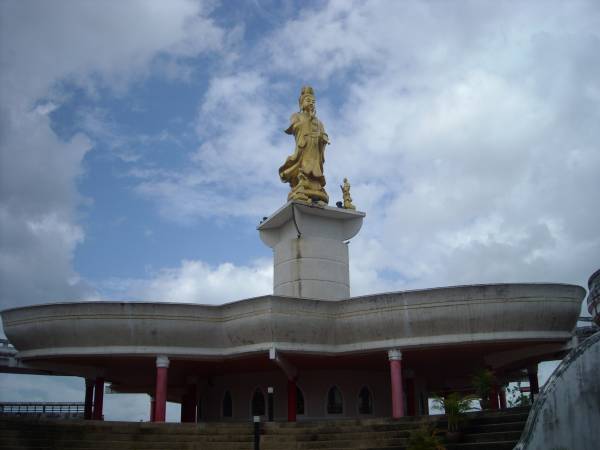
<box><xmin>513</xmin><ymin>331</ymin><xmax>600</xmax><ymax>450</ymax></box>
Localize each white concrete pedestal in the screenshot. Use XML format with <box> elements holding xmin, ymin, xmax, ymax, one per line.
<box><xmin>258</xmin><ymin>201</ymin><xmax>365</xmax><ymax>301</ymax></box>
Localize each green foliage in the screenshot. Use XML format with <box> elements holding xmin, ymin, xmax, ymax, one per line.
<box><xmin>471</xmin><ymin>368</ymin><xmax>496</xmax><ymax>409</ymax></box>
<box><xmin>407</xmin><ymin>421</ymin><xmax>446</xmax><ymax>450</ymax></box>
<box><xmin>432</xmin><ymin>392</ymin><xmax>477</xmax><ymax>431</ymax></box>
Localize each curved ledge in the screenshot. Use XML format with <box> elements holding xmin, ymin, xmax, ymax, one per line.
<box><xmin>1</xmin><ymin>283</ymin><xmax>585</xmax><ymax>361</ymax></box>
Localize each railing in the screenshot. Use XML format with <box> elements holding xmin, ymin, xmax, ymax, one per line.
<box><xmin>0</xmin><ymin>402</ymin><xmax>85</xmax><ymax>418</ymax></box>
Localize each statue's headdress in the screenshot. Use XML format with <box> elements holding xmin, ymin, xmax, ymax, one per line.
<box><xmin>298</xmin><ymin>85</ymin><xmax>315</xmax><ymax>107</ymax></box>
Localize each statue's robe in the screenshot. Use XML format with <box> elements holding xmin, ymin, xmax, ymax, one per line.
<box><xmin>279</xmin><ymin>111</ymin><xmax>328</xmax><ymax>191</ymax></box>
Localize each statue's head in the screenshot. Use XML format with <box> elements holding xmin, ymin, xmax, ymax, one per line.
<box><xmin>298</xmin><ymin>86</ymin><xmax>316</xmax><ymax>115</ymax></box>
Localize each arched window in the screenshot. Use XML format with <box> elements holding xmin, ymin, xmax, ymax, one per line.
<box><xmin>222</xmin><ymin>390</ymin><xmax>232</xmax><ymax>418</ymax></box>
<box><xmin>251</xmin><ymin>388</ymin><xmax>265</xmax><ymax>416</ymax></box>
<box><xmin>296</xmin><ymin>386</ymin><xmax>305</xmax><ymax>415</ymax></box>
<box><xmin>327</xmin><ymin>386</ymin><xmax>343</xmax><ymax>414</ymax></box>
<box><xmin>358</xmin><ymin>386</ymin><xmax>373</xmax><ymax>414</ymax></box>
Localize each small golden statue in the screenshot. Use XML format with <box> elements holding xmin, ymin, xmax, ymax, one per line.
<box><xmin>341</xmin><ymin>178</ymin><xmax>356</xmax><ymax>210</ymax></box>
<box><xmin>279</xmin><ymin>86</ymin><xmax>329</xmax><ymax>205</ymax></box>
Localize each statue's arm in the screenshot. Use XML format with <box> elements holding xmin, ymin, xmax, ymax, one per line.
<box><xmin>284</xmin><ymin>113</ymin><xmax>300</xmax><ymax>135</ymax></box>
<box><xmin>319</xmin><ymin>120</ymin><xmax>329</xmax><ymax>144</ymax></box>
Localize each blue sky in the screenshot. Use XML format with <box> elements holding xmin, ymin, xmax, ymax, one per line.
<box><xmin>1</xmin><ymin>0</ymin><xmax>599</xmax><ymax>420</ymax></box>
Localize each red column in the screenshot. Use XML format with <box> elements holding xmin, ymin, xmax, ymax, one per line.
<box><xmin>150</xmin><ymin>397</ymin><xmax>156</xmax><ymax>422</ymax></box>
<box><xmin>528</xmin><ymin>366</ymin><xmax>539</xmax><ymax>401</ymax></box>
<box><xmin>490</xmin><ymin>385</ymin><xmax>499</xmax><ymax>410</ymax></box>
<box><xmin>92</xmin><ymin>377</ymin><xmax>104</xmax><ymax>420</ymax></box>
<box><xmin>287</xmin><ymin>379</ymin><xmax>297</xmax><ymax>422</ymax></box>
<box><xmin>180</xmin><ymin>384</ymin><xmax>197</xmax><ymax>423</ymax></box>
<box><xmin>388</xmin><ymin>349</ymin><xmax>404</xmax><ymax>418</ymax></box>
<box><xmin>499</xmin><ymin>387</ymin><xmax>507</xmax><ymax>409</ymax></box>
<box><xmin>154</xmin><ymin>355</ymin><xmax>170</xmax><ymax>422</ymax></box>
<box><xmin>84</xmin><ymin>379</ymin><xmax>94</xmax><ymax>420</ymax></box>
<box><xmin>406</xmin><ymin>378</ymin><xmax>415</xmax><ymax>416</ymax></box>
<box><xmin>180</xmin><ymin>395</ymin><xmax>188</xmax><ymax>423</ymax></box>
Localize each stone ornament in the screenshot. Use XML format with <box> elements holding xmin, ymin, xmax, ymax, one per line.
<box><xmin>341</xmin><ymin>177</ymin><xmax>356</xmax><ymax>210</ymax></box>
<box><xmin>279</xmin><ymin>86</ymin><xmax>330</xmax><ymax>205</ymax></box>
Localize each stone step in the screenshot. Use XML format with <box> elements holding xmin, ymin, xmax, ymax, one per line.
<box><xmin>444</xmin><ymin>441</ymin><xmax>518</xmax><ymax>450</ymax></box>
<box><xmin>0</xmin><ymin>430</ymin><xmax>254</xmax><ymax>442</ymax></box>
<box><xmin>262</xmin><ymin>438</ymin><xmax>409</xmax><ymax>449</ymax></box>
<box><xmin>0</xmin><ymin>406</ymin><xmax>529</xmax><ymax>450</ymax></box>
<box><xmin>0</xmin><ymin>440</ymin><xmax>255</xmax><ymax>450</ymax></box>
<box><xmin>464</xmin><ymin>420</ymin><xmax>526</xmax><ymax>433</ymax></box>
<box><xmin>463</xmin><ymin>430</ymin><xmax>522</xmax><ymax>443</ymax></box>
<box><xmin>261</xmin><ymin>430</ymin><xmax>412</xmax><ymax>442</ymax></box>
<box><xmin>0</xmin><ymin>422</ymin><xmax>256</xmax><ymax>435</ymax></box>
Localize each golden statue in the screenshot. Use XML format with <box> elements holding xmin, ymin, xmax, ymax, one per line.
<box><xmin>279</xmin><ymin>86</ymin><xmax>329</xmax><ymax>204</ymax></box>
<box><xmin>341</xmin><ymin>178</ymin><xmax>356</xmax><ymax>210</ymax></box>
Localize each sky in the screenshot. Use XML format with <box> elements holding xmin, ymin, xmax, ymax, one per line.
<box><xmin>0</xmin><ymin>0</ymin><xmax>598</xmax><ymax>421</ymax></box>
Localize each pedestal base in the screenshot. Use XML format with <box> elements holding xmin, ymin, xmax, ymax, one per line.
<box><xmin>258</xmin><ymin>201</ymin><xmax>365</xmax><ymax>301</ymax></box>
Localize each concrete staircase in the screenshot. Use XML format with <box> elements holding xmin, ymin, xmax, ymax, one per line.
<box><xmin>0</xmin><ymin>408</ymin><xmax>529</xmax><ymax>450</ymax></box>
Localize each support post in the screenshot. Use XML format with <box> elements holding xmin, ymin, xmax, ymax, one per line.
<box><xmin>499</xmin><ymin>386</ymin><xmax>507</xmax><ymax>409</ymax></box>
<box><xmin>406</xmin><ymin>377</ymin><xmax>416</xmax><ymax>416</ymax></box>
<box><xmin>92</xmin><ymin>377</ymin><xmax>104</xmax><ymax>420</ymax></box>
<box><xmin>180</xmin><ymin>384</ymin><xmax>197</xmax><ymax>423</ymax></box>
<box><xmin>84</xmin><ymin>379</ymin><xmax>94</xmax><ymax>420</ymax></box>
<box><xmin>287</xmin><ymin>379</ymin><xmax>297</xmax><ymax>422</ymax></box>
<box><xmin>267</xmin><ymin>386</ymin><xmax>274</xmax><ymax>422</ymax></box>
<box><xmin>150</xmin><ymin>396</ymin><xmax>155</xmax><ymax>422</ymax></box>
<box><xmin>388</xmin><ymin>349</ymin><xmax>404</xmax><ymax>418</ymax></box>
<box><xmin>490</xmin><ymin>385</ymin><xmax>500</xmax><ymax>410</ymax></box>
<box><xmin>154</xmin><ymin>355</ymin><xmax>169</xmax><ymax>422</ymax></box>
<box><xmin>527</xmin><ymin>365</ymin><xmax>539</xmax><ymax>402</ymax></box>
<box><xmin>253</xmin><ymin>415</ymin><xmax>261</xmax><ymax>450</ymax></box>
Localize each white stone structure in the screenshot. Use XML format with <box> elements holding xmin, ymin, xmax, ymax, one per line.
<box><xmin>0</xmin><ymin>195</ymin><xmax>590</xmax><ymax>424</ymax></box>
<box><xmin>513</xmin><ymin>331</ymin><xmax>600</xmax><ymax>450</ymax></box>
<box><xmin>258</xmin><ymin>201</ymin><xmax>365</xmax><ymax>300</ymax></box>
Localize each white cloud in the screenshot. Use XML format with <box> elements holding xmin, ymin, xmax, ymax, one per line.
<box><xmin>130</xmin><ymin>1</ymin><xmax>599</xmax><ymax>295</ymax></box>
<box><xmin>101</xmin><ymin>258</ymin><xmax>272</xmax><ymax>304</ymax></box>
<box><xmin>0</xmin><ymin>0</ymin><xmax>227</xmax><ymax>313</ymax></box>
<box><xmin>133</xmin><ymin>71</ymin><xmax>290</xmax><ymax>222</ymax></box>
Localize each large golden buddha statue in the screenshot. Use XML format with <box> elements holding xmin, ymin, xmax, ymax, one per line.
<box><xmin>279</xmin><ymin>86</ymin><xmax>330</xmax><ymax>205</ymax></box>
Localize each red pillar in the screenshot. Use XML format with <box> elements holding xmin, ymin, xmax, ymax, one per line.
<box><xmin>150</xmin><ymin>397</ymin><xmax>155</xmax><ymax>422</ymax></box>
<box><xmin>406</xmin><ymin>378</ymin><xmax>416</xmax><ymax>416</ymax></box>
<box><xmin>180</xmin><ymin>384</ymin><xmax>197</xmax><ymax>423</ymax></box>
<box><xmin>287</xmin><ymin>379</ymin><xmax>297</xmax><ymax>422</ymax></box>
<box><xmin>499</xmin><ymin>387</ymin><xmax>507</xmax><ymax>409</ymax></box>
<box><xmin>528</xmin><ymin>366</ymin><xmax>539</xmax><ymax>401</ymax></box>
<box><xmin>489</xmin><ymin>385</ymin><xmax>499</xmax><ymax>410</ymax></box>
<box><xmin>84</xmin><ymin>379</ymin><xmax>94</xmax><ymax>420</ymax></box>
<box><xmin>154</xmin><ymin>355</ymin><xmax>169</xmax><ymax>422</ymax></box>
<box><xmin>92</xmin><ymin>377</ymin><xmax>104</xmax><ymax>420</ymax></box>
<box><xmin>388</xmin><ymin>349</ymin><xmax>404</xmax><ymax>418</ymax></box>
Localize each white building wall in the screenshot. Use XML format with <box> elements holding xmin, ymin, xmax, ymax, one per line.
<box><xmin>199</xmin><ymin>369</ymin><xmax>391</xmax><ymax>421</ymax></box>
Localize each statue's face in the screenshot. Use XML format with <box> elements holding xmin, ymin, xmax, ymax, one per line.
<box><xmin>301</xmin><ymin>95</ymin><xmax>316</xmax><ymax>115</ymax></box>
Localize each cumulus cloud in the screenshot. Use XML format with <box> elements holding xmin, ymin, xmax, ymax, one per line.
<box><xmin>0</xmin><ymin>0</ymin><xmax>226</xmax><ymax>312</ymax></box>
<box><xmin>133</xmin><ymin>0</ymin><xmax>600</xmax><ymax>292</ymax></box>
<box><xmin>133</xmin><ymin>71</ymin><xmax>289</xmax><ymax>222</ymax></box>
<box><xmin>101</xmin><ymin>258</ymin><xmax>272</xmax><ymax>304</ymax></box>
